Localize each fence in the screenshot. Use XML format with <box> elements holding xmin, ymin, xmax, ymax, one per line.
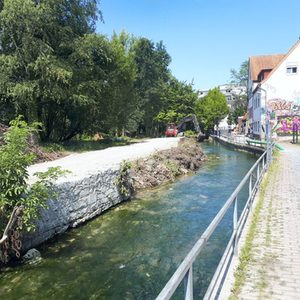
<box><xmin>218</xmin><ymin>132</ymin><xmax>247</xmax><ymax>145</ymax></box>
<box><xmin>156</xmin><ymin>145</ymin><xmax>273</xmax><ymax>300</ymax></box>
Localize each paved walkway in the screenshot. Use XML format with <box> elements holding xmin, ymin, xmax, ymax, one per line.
<box><xmin>237</xmin><ymin>143</ymin><xmax>300</xmax><ymax>299</ymax></box>
<box><xmin>28</xmin><ymin>137</ymin><xmax>180</xmax><ymax>183</ymax></box>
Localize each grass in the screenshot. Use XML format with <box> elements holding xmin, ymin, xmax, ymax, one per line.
<box><xmin>229</xmin><ymin>154</ymin><xmax>280</xmax><ymax>299</ymax></box>
<box><xmin>41</xmin><ymin>137</ymin><xmax>143</xmax><ymax>154</ymax></box>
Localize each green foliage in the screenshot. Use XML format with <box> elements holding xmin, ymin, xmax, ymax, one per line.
<box><xmin>184</xmin><ymin>130</ymin><xmax>197</xmax><ymax>137</ymax></box>
<box><xmin>154</xmin><ymin>78</ymin><xmax>199</xmax><ymax>132</ymax></box>
<box><xmin>232</xmin><ymin>106</ymin><xmax>246</xmax><ymax>124</ymax></box>
<box><xmin>165</xmin><ymin>159</ymin><xmax>181</xmax><ymax>179</ymax></box>
<box><xmin>0</xmin><ymin>117</ymin><xmax>67</xmax><ymax>233</ymax></box>
<box><xmin>230</xmin><ymin>60</ymin><xmax>249</xmax><ymax>86</ymax></box>
<box><xmin>0</xmin><ymin>1</ymin><xmax>198</xmax><ymax>140</ymax></box>
<box><xmin>195</xmin><ymin>88</ymin><xmax>230</xmax><ymax>133</ymax></box>
<box><xmin>115</xmin><ymin>160</ymin><xmax>132</xmax><ymax>198</ymax></box>
<box><xmin>0</xmin><ymin>0</ymin><xmax>102</xmax><ymax>141</ymax></box>
<box><xmin>131</xmin><ymin>38</ymin><xmax>172</xmax><ymax>135</ymax></box>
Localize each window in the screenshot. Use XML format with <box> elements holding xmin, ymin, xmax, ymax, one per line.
<box><xmin>287</xmin><ymin>66</ymin><xmax>297</xmax><ymax>74</ymax></box>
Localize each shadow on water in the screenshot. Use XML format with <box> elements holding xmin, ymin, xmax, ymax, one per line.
<box><xmin>0</xmin><ymin>141</ymin><xmax>257</xmax><ymax>300</ymax></box>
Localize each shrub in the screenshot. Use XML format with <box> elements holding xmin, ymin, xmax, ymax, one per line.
<box><xmin>184</xmin><ymin>130</ymin><xmax>197</xmax><ymax>137</ymax></box>
<box><xmin>115</xmin><ymin>160</ymin><xmax>133</xmax><ymax>198</ymax></box>
<box><xmin>0</xmin><ymin>117</ymin><xmax>66</xmax><ymax>233</ymax></box>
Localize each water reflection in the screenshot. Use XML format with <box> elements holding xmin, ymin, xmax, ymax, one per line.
<box><xmin>0</xmin><ymin>141</ymin><xmax>257</xmax><ymax>299</ymax></box>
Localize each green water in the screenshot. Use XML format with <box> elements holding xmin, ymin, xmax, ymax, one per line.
<box><xmin>0</xmin><ymin>141</ymin><xmax>257</xmax><ymax>299</ymax></box>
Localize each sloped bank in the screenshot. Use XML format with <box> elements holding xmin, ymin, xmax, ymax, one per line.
<box><xmin>23</xmin><ymin>138</ymin><xmax>205</xmax><ymax>251</ymax></box>
<box><xmin>130</xmin><ymin>138</ymin><xmax>206</xmax><ymax>190</ymax></box>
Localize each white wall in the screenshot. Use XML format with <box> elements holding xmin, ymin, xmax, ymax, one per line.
<box><xmin>262</xmin><ymin>43</ymin><xmax>300</xmax><ymax>103</ymax></box>
<box><xmin>252</xmin><ymin>42</ymin><xmax>300</xmax><ymax>138</ymax></box>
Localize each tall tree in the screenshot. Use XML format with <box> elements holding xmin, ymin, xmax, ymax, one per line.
<box><xmin>195</xmin><ymin>88</ymin><xmax>229</xmax><ymax>133</ymax></box>
<box><xmin>229</xmin><ymin>60</ymin><xmax>249</xmax><ymax>120</ymax></box>
<box><xmin>0</xmin><ymin>0</ymin><xmax>101</xmax><ymax>141</ymax></box>
<box><xmin>131</xmin><ymin>38</ymin><xmax>171</xmax><ymax>135</ymax></box>
<box><xmin>155</xmin><ymin>77</ymin><xmax>198</xmax><ymax>127</ymax></box>
<box><xmin>230</xmin><ymin>60</ymin><xmax>248</xmax><ymax>86</ymax></box>
<box><xmin>103</xmin><ymin>32</ymin><xmax>137</xmax><ymax>135</ymax></box>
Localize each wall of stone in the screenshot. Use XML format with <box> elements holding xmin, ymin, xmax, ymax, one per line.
<box><xmin>23</xmin><ymin>168</ymin><xmax>127</xmax><ymax>250</ymax></box>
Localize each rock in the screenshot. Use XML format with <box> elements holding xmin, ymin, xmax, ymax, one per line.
<box><xmin>22</xmin><ymin>249</ymin><xmax>41</xmax><ymax>263</ymax></box>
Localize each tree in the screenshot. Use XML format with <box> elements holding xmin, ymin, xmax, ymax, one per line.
<box><xmin>195</xmin><ymin>88</ymin><xmax>229</xmax><ymax>133</ymax></box>
<box><xmin>155</xmin><ymin>77</ymin><xmax>198</xmax><ymax>132</ymax></box>
<box><xmin>131</xmin><ymin>38</ymin><xmax>171</xmax><ymax>135</ymax></box>
<box><xmin>0</xmin><ymin>0</ymin><xmax>101</xmax><ymax>141</ymax></box>
<box><xmin>0</xmin><ymin>1</ymin><xmax>202</xmax><ymax>140</ymax></box>
<box><xmin>232</xmin><ymin>106</ymin><xmax>246</xmax><ymax>124</ymax></box>
<box><xmin>230</xmin><ymin>60</ymin><xmax>248</xmax><ymax>87</ymax></box>
<box><xmin>229</xmin><ymin>60</ymin><xmax>249</xmax><ymax>119</ymax></box>
<box><xmin>68</xmin><ymin>33</ymin><xmax>115</xmax><ymax>138</ymax></box>
<box><xmin>102</xmin><ymin>32</ymin><xmax>138</xmax><ymax>135</ymax></box>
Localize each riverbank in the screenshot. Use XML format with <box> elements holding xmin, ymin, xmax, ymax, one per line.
<box><xmin>212</xmin><ymin>135</ymin><xmax>265</xmax><ymax>155</ymax></box>
<box><xmin>23</xmin><ymin>137</ymin><xmax>204</xmax><ymax>251</ymax></box>
<box><xmin>130</xmin><ymin>138</ymin><xmax>205</xmax><ymax>191</ymax></box>
<box><xmin>0</xmin><ymin>141</ymin><xmax>258</xmax><ymax>299</ymax></box>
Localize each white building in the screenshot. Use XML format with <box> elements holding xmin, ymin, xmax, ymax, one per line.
<box><xmin>248</xmin><ymin>39</ymin><xmax>300</xmax><ymax>139</ymax></box>
<box><xmin>199</xmin><ymin>84</ymin><xmax>246</xmax><ymax>112</ymax></box>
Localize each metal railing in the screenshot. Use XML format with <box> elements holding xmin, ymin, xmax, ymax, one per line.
<box><xmin>156</xmin><ymin>146</ymin><xmax>273</xmax><ymax>300</ymax></box>
<box><xmin>218</xmin><ymin>132</ymin><xmax>247</xmax><ymax>145</ymax></box>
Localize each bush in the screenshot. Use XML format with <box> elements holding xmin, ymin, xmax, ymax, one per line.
<box><xmin>0</xmin><ymin>117</ymin><xmax>66</xmax><ymax>233</ymax></box>
<box><xmin>184</xmin><ymin>130</ymin><xmax>197</xmax><ymax>137</ymax></box>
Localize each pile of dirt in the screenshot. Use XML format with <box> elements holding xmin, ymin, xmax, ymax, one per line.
<box><xmin>0</xmin><ymin>123</ymin><xmax>64</xmax><ymax>163</ymax></box>
<box><xmin>130</xmin><ymin>137</ymin><xmax>206</xmax><ymax>190</ymax></box>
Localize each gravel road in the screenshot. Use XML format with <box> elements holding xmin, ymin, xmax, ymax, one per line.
<box><xmin>28</xmin><ymin>137</ymin><xmax>181</xmax><ymax>183</ymax></box>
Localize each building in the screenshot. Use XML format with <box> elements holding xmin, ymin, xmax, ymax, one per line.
<box><xmin>199</xmin><ymin>84</ymin><xmax>246</xmax><ymax>112</ymax></box>
<box><xmin>248</xmin><ymin>39</ymin><xmax>300</xmax><ymax>139</ymax></box>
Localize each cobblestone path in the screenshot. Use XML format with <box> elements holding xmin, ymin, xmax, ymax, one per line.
<box><xmin>238</xmin><ymin>143</ymin><xmax>300</xmax><ymax>300</ymax></box>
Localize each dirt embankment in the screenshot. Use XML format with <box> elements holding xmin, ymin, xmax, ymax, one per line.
<box><xmin>129</xmin><ymin>138</ymin><xmax>206</xmax><ymax>191</ymax></box>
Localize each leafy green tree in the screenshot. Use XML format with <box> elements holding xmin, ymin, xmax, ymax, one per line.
<box><xmin>231</xmin><ymin>106</ymin><xmax>246</xmax><ymax>124</ymax></box>
<box><xmin>0</xmin><ymin>1</ymin><xmax>203</xmax><ymax>140</ymax></box>
<box><xmin>0</xmin><ymin>0</ymin><xmax>101</xmax><ymax>141</ymax></box>
<box><xmin>131</xmin><ymin>38</ymin><xmax>171</xmax><ymax>135</ymax></box>
<box><xmin>104</xmin><ymin>32</ymin><xmax>138</xmax><ymax>135</ymax></box>
<box><xmin>155</xmin><ymin>77</ymin><xmax>198</xmax><ymax>132</ymax></box>
<box><xmin>229</xmin><ymin>60</ymin><xmax>249</xmax><ymax>122</ymax></box>
<box><xmin>230</xmin><ymin>60</ymin><xmax>248</xmax><ymax>86</ymax></box>
<box><xmin>195</xmin><ymin>88</ymin><xmax>229</xmax><ymax>133</ymax></box>
<box><xmin>68</xmin><ymin>33</ymin><xmax>114</xmax><ymax>138</ymax></box>
<box><xmin>227</xmin><ymin>112</ymin><xmax>233</xmax><ymax>126</ymax></box>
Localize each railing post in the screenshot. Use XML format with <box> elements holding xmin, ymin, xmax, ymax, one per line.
<box><xmin>233</xmin><ymin>196</ymin><xmax>238</xmax><ymax>256</ymax></box>
<box><xmin>249</xmin><ymin>174</ymin><xmax>252</xmax><ymax>196</ymax></box>
<box><xmin>262</xmin><ymin>155</ymin><xmax>265</xmax><ymax>170</ymax></box>
<box><xmin>249</xmin><ymin>174</ymin><xmax>253</xmax><ymax>209</ymax></box>
<box><xmin>184</xmin><ymin>266</ymin><xmax>193</xmax><ymax>300</ymax></box>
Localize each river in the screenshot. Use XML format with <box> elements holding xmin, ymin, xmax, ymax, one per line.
<box><xmin>0</xmin><ymin>141</ymin><xmax>257</xmax><ymax>299</ymax></box>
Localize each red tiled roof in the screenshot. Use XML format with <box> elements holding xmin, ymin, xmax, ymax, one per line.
<box><xmin>261</xmin><ymin>39</ymin><xmax>300</xmax><ymax>84</ymax></box>
<box><xmin>249</xmin><ymin>54</ymin><xmax>285</xmax><ymax>81</ymax></box>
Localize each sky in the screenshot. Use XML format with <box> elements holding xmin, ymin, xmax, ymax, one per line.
<box><xmin>96</xmin><ymin>0</ymin><xmax>300</xmax><ymax>90</ymax></box>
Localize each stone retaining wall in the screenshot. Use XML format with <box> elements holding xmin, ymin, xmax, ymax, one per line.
<box><xmin>23</xmin><ymin>168</ymin><xmax>126</xmax><ymax>250</ymax></box>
